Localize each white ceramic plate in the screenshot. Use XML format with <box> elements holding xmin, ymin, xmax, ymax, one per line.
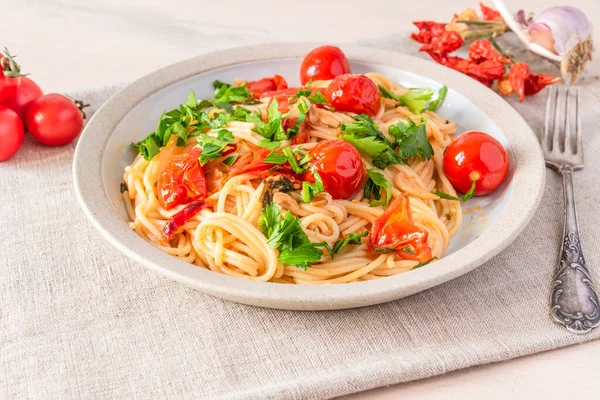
<box><xmin>73</xmin><ymin>43</ymin><xmax>545</xmax><ymax>310</ymax></box>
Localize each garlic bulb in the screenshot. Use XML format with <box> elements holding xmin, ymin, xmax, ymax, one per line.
<box><xmin>492</xmin><ymin>0</ymin><xmax>594</xmax><ymax>85</ymax></box>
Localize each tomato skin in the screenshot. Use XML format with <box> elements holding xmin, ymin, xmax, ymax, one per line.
<box><xmin>158</xmin><ymin>148</ymin><xmax>208</xmax><ymax>210</ymax></box>
<box><xmin>25</xmin><ymin>94</ymin><xmax>83</xmax><ymax>146</ymax></box>
<box><xmin>443</xmin><ymin>131</ymin><xmax>509</xmax><ymax>195</ymax></box>
<box><xmin>246</xmin><ymin>74</ymin><xmax>288</xmax><ymax>98</ymax></box>
<box><xmin>324</xmin><ymin>74</ymin><xmax>381</xmax><ymax>116</ymax></box>
<box><xmin>300</xmin><ymin>46</ymin><xmax>351</xmax><ymax>85</ymax></box>
<box><xmin>2</xmin><ymin>77</ymin><xmax>43</xmax><ymax>120</ymax></box>
<box><xmin>0</xmin><ymin>106</ymin><xmax>24</xmax><ymax>161</ymax></box>
<box><xmin>0</xmin><ymin>76</ymin><xmax>18</xmax><ymax>103</ymax></box>
<box><xmin>302</xmin><ymin>139</ymin><xmax>364</xmax><ymax>200</ymax></box>
<box><xmin>261</xmin><ymin>86</ymin><xmax>325</xmax><ymax>113</ymax></box>
<box><xmin>369</xmin><ymin>193</ymin><xmax>432</xmax><ymax>262</ymax></box>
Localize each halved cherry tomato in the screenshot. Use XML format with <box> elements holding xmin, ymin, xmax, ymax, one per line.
<box><xmin>2</xmin><ymin>77</ymin><xmax>43</xmax><ymax>120</ymax></box>
<box><xmin>261</xmin><ymin>86</ymin><xmax>325</xmax><ymax>112</ymax></box>
<box><xmin>246</xmin><ymin>74</ymin><xmax>288</xmax><ymax>98</ymax></box>
<box><xmin>300</xmin><ymin>45</ymin><xmax>351</xmax><ymax>85</ymax></box>
<box><xmin>162</xmin><ymin>199</ymin><xmax>206</xmax><ymax>240</ymax></box>
<box><xmin>302</xmin><ymin>139</ymin><xmax>364</xmax><ymax>199</ymax></box>
<box><xmin>443</xmin><ymin>131</ymin><xmax>509</xmax><ymax>196</ymax></box>
<box><xmin>324</xmin><ymin>74</ymin><xmax>381</xmax><ymax>116</ymax></box>
<box><xmin>369</xmin><ymin>193</ymin><xmax>432</xmax><ymax>262</ymax></box>
<box><xmin>157</xmin><ymin>148</ymin><xmax>207</xmax><ymax>210</ymax></box>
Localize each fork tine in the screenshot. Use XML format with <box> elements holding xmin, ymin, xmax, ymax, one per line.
<box><xmin>552</xmin><ymin>86</ymin><xmax>564</xmax><ymax>153</ymax></box>
<box><xmin>542</xmin><ymin>86</ymin><xmax>555</xmax><ymax>151</ymax></box>
<box><xmin>564</xmin><ymin>87</ymin><xmax>573</xmax><ymax>154</ymax></box>
<box><xmin>575</xmin><ymin>88</ymin><xmax>582</xmax><ymax>156</ymax></box>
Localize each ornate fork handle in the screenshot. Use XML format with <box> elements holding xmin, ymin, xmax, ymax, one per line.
<box><xmin>550</xmin><ymin>167</ymin><xmax>600</xmax><ymax>334</ymax></box>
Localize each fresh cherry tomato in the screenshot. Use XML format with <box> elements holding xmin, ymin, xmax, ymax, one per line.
<box><xmin>2</xmin><ymin>77</ymin><xmax>43</xmax><ymax>120</ymax></box>
<box><xmin>369</xmin><ymin>193</ymin><xmax>432</xmax><ymax>262</ymax></box>
<box><xmin>157</xmin><ymin>148</ymin><xmax>208</xmax><ymax>210</ymax></box>
<box><xmin>0</xmin><ymin>49</ymin><xmax>23</xmax><ymax>103</ymax></box>
<box><xmin>443</xmin><ymin>131</ymin><xmax>509</xmax><ymax>196</ymax></box>
<box><xmin>300</xmin><ymin>46</ymin><xmax>351</xmax><ymax>85</ymax></box>
<box><xmin>246</xmin><ymin>74</ymin><xmax>288</xmax><ymax>98</ymax></box>
<box><xmin>25</xmin><ymin>94</ymin><xmax>83</xmax><ymax>146</ymax></box>
<box><xmin>302</xmin><ymin>139</ymin><xmax>364</xmax><ymax>199</ymax></box>
<box><xmin>324</xmin><ymin>74</ymin><xmax>381</xmax><ymax>116</ymax></box>
<box><xmin>0</xmin><ymin>106</ymin><xmax>24</xmax><ymax>161</ymax></box>
<box><xmin>0</xmin><ymin>76</ymin><xmax>18</xmax><ymax>103</ymax></box>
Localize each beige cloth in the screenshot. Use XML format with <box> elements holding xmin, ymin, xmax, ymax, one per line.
<box><xmin>2</xmin><ymin>37</ymin><xmax>600</xmax><ymax>399</ymax></box>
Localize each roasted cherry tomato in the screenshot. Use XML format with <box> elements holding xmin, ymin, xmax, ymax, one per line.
<box><xmin>369</xmin><ymin>193</ymin><xmax>432</xmax><ymax>262</ymax></box>
<box><xmin>443</xmin><ymin>131</ymin><xmax>509</xmax><ymax>196</ymax></box>
<box><xmin>25</xmin><ymin>94</ymin><xmax>83</xmax><ymax>146</ymax></box>
<box><xmin>246</xmin><ymin>74</ymin><xmax>288</xmax><ymax>98</ymax></box>
<box><xmin>302</xmin><ymin>139</ymin><xmax>364</xmax><ymax>199</ymax></box>
<box><xmin>162</xmin><ymin>199</ymin><xmax>207</xmax><ymax>240</ymax></box>
<box><xmin>2</xmin><ymin>77</ymin><xmax>43</xmax><ymax>120</ymax></box>
<box><xmin>261</xmin><ymin>86</ymin><xmax>325</xmax><ymax>113</ymax></box>
<box><xmin>324</xmin><ymin>74</ymin><xmax>381</xmax><ymax>116</ymax></box>
<box><xmin>0</xmin><ymin>106</ymin><xmax>24</xmax><ymax>161</ymax></box>
<box><xmin>300</xmin><ymin>45</ymin><xmax>351</xmax><ymax>85</ymax></box>
<box><xmin>157</xmin><ymin>148</ymin><xmax>208</xmax><ymax>210</ymax></box>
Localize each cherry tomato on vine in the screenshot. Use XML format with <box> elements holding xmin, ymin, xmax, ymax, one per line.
<box><xmin>302</xmin><ymin>139</ymin><xmax>364</xmax><ymax>199</ymax></box>
<box><xmin>324</xmin><ymin>74</ymin><xmax>381</xmax><ymax>116</ymax></box>
<box><xmin>25</xmin><ymin>94</ymin><xmax>84</xmax><ymax>146</ymax></box>
<box><xmin>2</xmin><ymin>77</ymin><xmax>43</xmax><ymax>120</ymax></box>
<box><xmin>0</xmin><ymin>76</ymin><xmax>18</xmax><ymax>103</ymax></box>
<box><xmin>157</xmin><ymin>148</ymin><xmax>208</xmax><ymax>210</ymax></box>
<box><xmin>300</xmin><ymin>45</ymin><xmax>351</xmax><ymax>85</ymax></box>
<box><xmin>0</xmin><ymin>48</ymin><xmax>24</xmax><ymax>103</ymax></box>
<box><xmin>443</xmin><ymin>131</ymin><xmax>509</xmax><ymax>196</ymax></box>
<box><xmin>0</xmin><ymin>106</ymin><xmax>24</xmax><ymax>161</ymax></box>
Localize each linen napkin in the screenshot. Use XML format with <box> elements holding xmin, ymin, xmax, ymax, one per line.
<box><xmin>2</xmin><ymin>37</ymin><xmax>600</xmax><ymax>399</ymax></box>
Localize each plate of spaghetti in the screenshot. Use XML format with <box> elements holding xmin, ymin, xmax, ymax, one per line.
<box><xmin>74</xmin><ymin>43</ymin><xmax>545</xmax><ymax>310</ymax></box>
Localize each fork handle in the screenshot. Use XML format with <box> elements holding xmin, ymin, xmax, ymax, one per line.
<box><xmin>550</xmin><ymin>167</ymin><xmax>600</xmax><ymax>334</ymax></box>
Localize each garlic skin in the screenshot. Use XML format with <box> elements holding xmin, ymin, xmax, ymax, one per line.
<box><xmin>492</xmin><ymin>0</ymin><xmax>594</xmax><ymax>85</ymax></box>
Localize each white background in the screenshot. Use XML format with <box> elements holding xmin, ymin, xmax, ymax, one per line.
<box><xmin>3</xmin><ymin>0</ymin><xmax>599</xmax><ymax>398</ymax></box>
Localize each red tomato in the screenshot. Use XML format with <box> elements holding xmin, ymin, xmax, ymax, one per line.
<box><xmin>443</xmin><ymin>131</ymin><xmax>509</xmax><ymax>196</ymax></box>
<box><xmin>261</xmin><ymin>86</ymin><xmax>325</xmax><ymax>113</ymax></box>
<box><xmin>162</xmin><ymin>199</ymin><xmax>207</xmax><ymax>240</ymax></box>
<box><xmin>25</xmin><ymin>94</ymin><xmax>83</xmax><ymax>146</ymax></box>
<box><xmin>157</xmin><ymin>148</ymin><xmax>208</xmax><ymax>210</ymax></box>
<box><xmin>2</xmin><ymin>77</ymin><xmax>43</xmax><ymax>120</ymax></box>
<box><xmin>302</xmin><ymin>139</ymin><xmax>364</xmax><ymax>199</ymax></box>
<box><xmin>0</xmin><ymin>106</ymin><xmax>24</xmax><ymax>161</ymax></box>
<box><xmin>0</xmin><ymin>76</ymin><xmax>18</xmax><ymax>103</ymax></box>
<box><xmin>246</xmin><ymin>74</ymin><xmax>288</xmax><ymax>98</ymax></box>
<box><xmin>324</xmin><ymin>74</ymin><xmax>381</xmax><ymax>116</ymax></box>
<box><xmin>369</xmin><ymin>193</ymin><xmax>432</xmax><ymax>262</ymax></box>
<box><xmin>300</xmin><ymin>46</ymin><xmax>351</xmax><ymax>85</ymax></box>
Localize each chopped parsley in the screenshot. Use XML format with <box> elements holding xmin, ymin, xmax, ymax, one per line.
<box><xmin>428</xmin><ymin>86</ymin><xmax>448</xmax><ymax>111</ymax></box>
<box><xmin>301</xmin><ymin>168</ymin><xmax>326</xmax><ymax>203</ymax></box>
<box><xmin>256</xmin><ymin>139</ymin><xmax>281</xmax><ymax>150</ymax></box>
<box><xmin>364</xmin><ymin>169</ymin><xmax>392</xmax><ymax>207</ymax></box>
<box><xmin>378</xmin><ymin>85</ymin><xmax>436</xmax><ymax>114</ymax></box>
<box><xmin>433</xmin><ymin>190</ymin><xmax>459</xmax><ymax>201</ymax></box>
<box><xmin>292</xmin><ymin>90</ymin><xmax>330</xmax><ymax>106</ymax></box>
<box><xmin>222</xmin><ymin>154</ymin><xmax>240</xmax><ymax>166</ymax></box>
<box><xmin>263</xmin><ymin>147</ymin><xmax>309</xmax><ymax>174</ymax></box>
<box><xmin>462</xmin><ymin>180</ymin><xmax>476</xmax><ymax>201</ymax></box>
<box><xmin>120</xmin><ymin>182</ymin><xmax>127</xmax><ymax>194</ymax></box>
<box><xmin>388</xmin><ymin>118</ymin><xmax>433</xmax><ymax>161</ymax></box>
<box><xmin>258</xmin><ymin>203</ymin><xmax>324</xmax><ymax>270</ymax></box>
<box><xmin>196</xmin><ymin>129</ymin><xmax>235</xmax><ymax>165</ymax></box>
<box><xmin>331</xmin><ymin>232</ymin><xmax>368</xmax><ymax>258</ymax></box>
<box><xmin>212</xmin><ymin>80</ymin><xmax>253</xmax><ymax>105</ymax></box>
<box><xmin>263</xmin><ymin>151</ymin><xmax>288</xmax><ymax>164</ymax></box>
<box><xmin>412</xmin><ymin>257</ymin><xmax>438</xmax><ymax>269</ymax></box>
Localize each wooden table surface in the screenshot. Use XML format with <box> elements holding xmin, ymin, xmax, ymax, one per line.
<box><xmin>3</xmin><ymin>0</ymin><xmax>599</xmax><ymax>398</ymax></box>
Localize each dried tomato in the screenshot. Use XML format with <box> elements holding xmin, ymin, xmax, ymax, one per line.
<box><xmin>497</xmin><ymin>76</ymin><xmax>513</xmax><ymax>96</ymax></box>
<box><xmin>162</xmin><ymin>200</ymin><xmax>206</xmax><ymax>240</ymax></box>
<box><xmin>425</xmin><ymin>51</ymin><xmax>504</xmax><ymax>87</ymax></box>
<box><xmin>468</xmin><ymin>40</ymin><xmax>510</xmax><ymax>64</ymax></box>
<box><xmin>508</xmin><ymin>62</ymin><xmax>531</xmax><ymax>101</ymax></box>
<box><xmin>410</xmin><ymin>21</ymin><xmax>447</xmax><ymax>44</ymax></box>
<box><xmin>419</xmin><ymin>31</ymin><xmax>463</xmax><ymax>53</ymax></box>
<box><xmin>480</xmin><ymin>2</ymin><xmax>501</xmax><ymax>21</ymax></box>
<box><xmin>524</xmin><ymin>74</ymin><xmax>562</xmax><ymax>96</ymax></box>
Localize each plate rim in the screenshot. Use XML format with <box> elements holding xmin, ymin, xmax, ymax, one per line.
<box><xmin>73</xmin><ymin>43</ymin><xmax>546</xmax><ymax>310</ymax></box>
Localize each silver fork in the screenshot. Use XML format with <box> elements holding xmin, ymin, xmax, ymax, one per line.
<box><xmin>544</xmin><ymin>86</ymin><xmax>599</xmax><ymax>334</ymax></box>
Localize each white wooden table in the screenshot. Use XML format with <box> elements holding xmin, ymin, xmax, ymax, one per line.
<box><xmin>3</xmin><ymin>0</ymin><xmax>599</xmax><ymax>398</ymax></box>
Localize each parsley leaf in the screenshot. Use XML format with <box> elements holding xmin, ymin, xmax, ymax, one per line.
<box><xmin>412</xmin><ymin>257</ymin><xmax>438</xmax><ymax>269</ymax></box>
<box><xmin>428</xmin><ymin>85</ymin><xmax>448</xmax><ymax>111</ymax></box>
<box><xmin>258</xmin><ymin>202</ymin><xmax>281</xmax><ymax>238</ymax></box>
<box><xmin>388</xmin><ymin>119</ymin><xmax>433</xmax><ymax>161</ymax></box>
<box><xmin>283</xmin><ymin>147</ymin><xmax>308</xmax><ymax>174</ymax></box>
<box><xmin>301</xmin><ymin>168</ymin><xmax>326</xmax><ymax>203</ymax></box>
<box><xmin>263</xmin><ymin>151</ymin><xmax>288</xmax><ymax>164</ymax></box>
<box><xmin>293</xmin><ymin>90</ymin><xmax>329</xmax><ymax>106</ymax></box>
<box><xmin>331</xmin><ymin>232</ymin><xmax>368</xmax><ymax>258</ymax></box>
<box><xmin>256</xmin><ymin>139</ymin><xmax>281</xmax><ymax>150</ymax></box>
<box><xmin>378</xmin><ymin>85</ymin><xmax>435</xmax><ymax>114</ymax></box>
<box><xmin>212</xmin><ymin>80</ymin><xmax>253</xmax><ymax>104</ymax></box>
<box><xmin>283</xmin><ymin>100</ymin><xmax>309</xmax><ymax>138</ymax></box>
<box><xmin>433</xmin><ymin>190</ymin><xmax>459</xmax><ymax>201</ymax></box>
<box><xmin>462</xmin><ymin>180</ymin><xmax>476</xmax><ymax>201</ymax></box>
<box><xmin>365</xmin><ymin>169</ymin><xmax>392</xmax><ymax>207</ymax></box>
<box><xmin>278</xmin><ymin>244</ymin><xmax>323</xmax><ymax>270</ymax></box>
<box><xmin>196</xmin><ymin>129</ymin><xmax>235</xmax><ymax>165</ymax></box>
<box><xmin>222</xmin><ymin>154</ymin><xmax>240</xmax><ymax>166</ymax></box>
<box><xmin>232</xmin><ymin>106</ymin><xmax>251</xmax><ymax>121</ymax></box>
